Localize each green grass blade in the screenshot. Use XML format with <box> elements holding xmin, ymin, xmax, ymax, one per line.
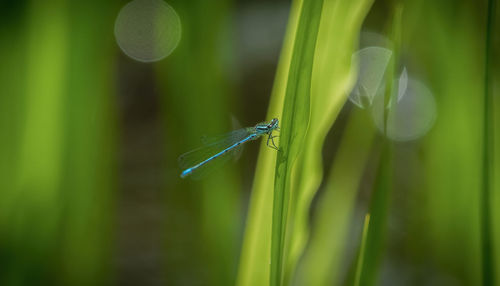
<box><xmin>0</xmin><ymin>1</ymin><xmax>68</xmax><ymax>284</ymax></box>
<box><xmin>284</xmin><ymin>0</ymin><xmax>374</xmax><ymax>283</ymax></box>
<box><xmin>0</xmin><ymin>1</ymin><xmax>118</xmax><ymax>285</ymax></box>
<box><xmin>354</xmin><ymin>214</ymin><xmax>371</xmax><ymax>286</ymax></box>
<box><xmin>270</xmin><ymin>0</ymin><xmax>325</xmax><ymax>284</ymax></box>
<box><xmin>480</xmin><ymin>0</ymin><xmax>496</xmax><ymax>284</ymax></box>
<box><xmin>57</xmin><ymin>1</ymin><xmax>118</xmax><ymax>284</ymax></box>
<box><xmin>0</xmin><ymin>8</ymin><xmax>26</xmax><ymax>234</ymax></box>
<box><xmin>357</xmin><ymin>141</ymin><xmax>393</xmax><ymax>286</ymax></box>
<box><xmin>296</xmin><ymin>107</ymin><xmax>376</xmax><ymax>285</ymax></box>
<box><xmin>494</xmin><ymin>67</ymin><xmax>500</xmax><ymax>286</ymax></box>
<box><xmin>236</xmin><ymin>1</ymin><xmax>302</xmax><ymax>285</ymax></box>
<box><xmin>0</xmin><ymin>9</ymin><xmax>28</xmax><ymax>286</ymax></box>
<box><xmin>356</xmin><ymin>7</ymin><xmax>401</xmax><ymax>286</ymax></box>
<box><xmin>406</xmin><ymin>2</ymin><xmax>484</xmax><ymax>284</ymax></box>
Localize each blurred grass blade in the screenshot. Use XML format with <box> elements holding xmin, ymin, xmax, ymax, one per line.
<box><xmin>480</xmin><ymin>0</ymin><xmax>496</xmax><ymax>284</ymax></box>
<box><xmin>158</xmin><ymin>0</ymin><xmax>241</xmax><ymax>285</ymax></box>
<box><xmin>58</xmin><ymin>1</ymin><xmax>118</xmax><ymax>284</ymax></box>
<box><xmin>354</xmin><ymin>214</ymin><xmax>371</xmax><ymax>286</ymax></box>
<box><xmin>414</xmin><ymin>3</ymin><xmax>484</xmax><ymax>283</ymax></box>
<box><xmin>0</xmin><ymin>1</ymin><xmax>67</xmax><ymax>285</ymax></box>
<box><xmin>0</xmin><ymin>6</ymin><xmax>26</xmax><ymax>236</ymax></box>
<box><xmin>0</xmin><ymin>9</ymin><xmax>28</xmax><ymax>285</ymax></box>
<box><xmin>0</xmin><ymin>1</ymin><xmax>118</xmax><ymax>285</ymax></box>
<box><xmin>236</xmin><ymin>0</ymin><xmax>302</xmax><ymax>285</ymax></box>
<box><xmin>358</xmin><ymin>141</ymin><xmax>393</xmax><ymax>286</ymax></box>
<box><xmin>296</xmin><ymin>107</ymin><xmax>376</xmax><ymax>285</ymax></box>
<box><xmin>356</xmin><ymin>7</ymin><xmax>401</xmax><ymax>286</ymax></box>
<box><xmin>270</xmin><ymin>0</ymin><xmax>324</xmax><ymax>284</ymax></box>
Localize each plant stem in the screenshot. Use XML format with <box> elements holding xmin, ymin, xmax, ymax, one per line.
<box><xmin>480</xmin><ymin>0</ymin><xmax>496</xmax><ymax>285</ymax></box>
<box><xmin>354</xmin><ymin>214</ymin><xmax>371</xmax><ymax>286</ymax></box>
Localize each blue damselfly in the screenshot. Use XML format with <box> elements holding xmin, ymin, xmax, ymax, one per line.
<box><xmin>179</xmin><ymin>118</ymin><xmax>280</xmax><ymax>179</ymax></box>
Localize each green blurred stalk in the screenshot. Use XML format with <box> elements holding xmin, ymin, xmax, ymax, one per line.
<box><xmin>0</xmin><ymin>1</ymin><xmax>117</xmax><ymax>285</ymax></box>
<box><xmin>351</xmin><ymin>6</ymin><xmax>403</xmax><ymax>285</ymax></box>
<box><xmin>407</xmin><ymin>1</ymin><xmax>484</xmax><ymax>284</ymax></box>
<box><xmin>356</xmin><ymin>6</ymin><xmax>401</xmax><ymax>286</ymax></box>
<box><xmin>158</xmin><ymin>0</ymin><xmax>240</xmax><ymax>285</ymax></box>
<box><xmin>0</xmin><ymin>8</ymin><xmax>26</xmax><ymax>231</ymax></box>
<box><xmin>480</xmin><ymin>0</ymin><xmax>496</xmax><ymax>285</ymax></box>
<box><xmin>296</xmin><ymin>107</ymin><xmax>376</xmax><ymax>286</ymax></box>
<box><xmin>358</xmin><ymin>140</ymin><xmax>393</xmax><ymax>286</ymax></box>
<box><xmin>494</xmin><ymin>64</ymin><xmax>500</xmax><ymax>286</ymax></box>
<box><xmin>354</xmin><ymin>214</ymin><xmax>371</xmax><ymax>286</ymax></box>
<box><xmin>58</xmin><ymin>1</ymin><xmax>117</xmax><ymax>285</ymax></box>
<box><xmin>2</xmin><ymin>1</ymin><xmax>68</xmax><ymax>284</ymax></box>
<box><xmin>0</xmin><ymin>8</ymin><xmax>28</xmax><ymax>285</ymax></box>
<box><xmin>494</xmin><ymin>16</ymin><xmax>500</xmax><ymax>284</ymax></box>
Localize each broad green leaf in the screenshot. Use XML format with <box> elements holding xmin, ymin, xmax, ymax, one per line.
<box><xmin>270</xmin><ymin>0</ymin><xmax>325</xmax><ymax>285</ymax></box>
<box><xmin>236</xmin><ymin>1</ymin><xmax>302</xmax><ymax>285</ymax></box>
<box><xmin>285</xmin><ymin>0</ymin><xmax>374</xmax><ymax>283</ymax></box>
<box><xmin>237</xmin><ymin>0</ymin><xmax>374</xmax><ymax>285</ymax></box>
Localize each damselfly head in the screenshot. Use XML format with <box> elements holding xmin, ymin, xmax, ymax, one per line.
<box><xmin>268</xmin><ymin>118</ymin><xmax>279</xmax><ymax>130</ymax></box>
<box><xmin>256</xmin><ymin>118</ymin><xmax>279</xmax><ymax>133</ymax></box>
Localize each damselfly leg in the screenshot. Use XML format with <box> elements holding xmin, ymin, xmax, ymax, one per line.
<box><xmin>267</xmin><ymin>133</ymin><xmax>279</xmax><ymax>150</ymax></box>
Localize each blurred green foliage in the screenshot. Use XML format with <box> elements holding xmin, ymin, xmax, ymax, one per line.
<box><xmin>157</xmin><ymin>0</ymin><xmax>241</xmax><ymax>284</ymax></box>
<box><xmin>0</xmin><ymin>0</ymin><xmax>117</xmax><ymax>285</ymax></box>
<box><xmin>0</xmin><ymin>0</ymin><xmax>498</xmax><ymax>286</ymax></box>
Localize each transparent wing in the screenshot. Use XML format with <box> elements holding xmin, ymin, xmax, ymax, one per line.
<box><xmin>200</xmin><ymin>128</ymin><xmax>251</xmax><ymax>161</ymax></box>
<box><xmin>178</xmin><ymin>128</ymin><xmax>251</xmax><ymax>179</ymax></box>
<box><xmin>200</xmin><ymin>128</ymin><xmax>249</xmax><ymax>146</ymax></box>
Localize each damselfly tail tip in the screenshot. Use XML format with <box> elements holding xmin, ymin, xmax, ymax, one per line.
<box><xmin>180</xmin><ymin>169</ymin><xmax>191</xmax><ymax>179</ymax></box>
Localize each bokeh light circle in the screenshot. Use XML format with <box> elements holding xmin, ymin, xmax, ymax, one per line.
<box><xmin>114</xmin><ymin>0</ymin><xmax>181</xmax><ymax>62</ymax></box>
<box><xmin>371</xmin><ymin>78</ymin><xmax>437</xmax><ymax>141</ymax></box>
<box><xmin>349</xmin><ymin>47</ymin><xmax>393</xmax><ymax>108</ymax></box>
